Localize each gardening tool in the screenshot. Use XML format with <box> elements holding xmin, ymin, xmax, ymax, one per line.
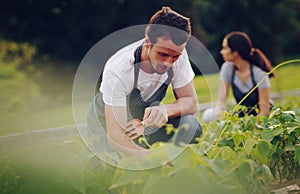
<box><xmin>123</xmin><ymin>119</ymin><xmax>145</xmax><ymax>140</ymax></box>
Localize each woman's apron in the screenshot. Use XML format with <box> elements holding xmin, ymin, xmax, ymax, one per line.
<box><xmin>231</xmin><ymin>64</ymin><xmax>259</xmax><ymax>117</ymax></box>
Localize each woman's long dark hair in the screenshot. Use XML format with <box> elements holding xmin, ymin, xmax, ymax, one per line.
<box><xmin>226</xmin><ymin>31</ymin><xmax>274</xmax><ymax>78</ymax></box>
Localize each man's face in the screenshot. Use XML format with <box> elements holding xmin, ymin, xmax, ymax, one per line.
<box><xmin>147</xmin><ymin>37</ymin><xmax>186</xmax><ymax>74</ymax></box>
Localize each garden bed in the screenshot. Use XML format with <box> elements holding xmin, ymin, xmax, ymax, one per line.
<box><xmin>1</xmin><ymin>93</ymin><xmax>299</xmax><ymax>193</ymax></box>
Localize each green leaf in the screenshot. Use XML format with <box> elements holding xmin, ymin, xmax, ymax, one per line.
<box><xmin>295</xmin><ymin>127</ymin><xmax>300</xmax><ymax>135</ymax></box>
<box><xmin>232</xmin><ymin>132</ymin><xmax>243</xmax><ymax>148</ymax></box>
<box><xmin>244</xmin><ymin>138</ymin><xmax>256</xmax><ymax>155</ymax></box>
<box><xmin>142</xmin><ymin>167</ymin><xmax>235</xmax><ymax>194</ymax></box>
<box><xmin>198</xmin><ymin>141</ymin><xmax>212</xmax><ymax>155</ymax></box>
<box><xmin>237</xmin><ymin>160</ymin><xmax>252</xmax><ymax>179</ymax></box>
<box><xmin>206</xmin><ymin>145</ymin><xmax>221</xmax><ymax>159</ymax></box>
<box><xmin>261</xmin><ymin>127</ymin><xmax>283</xmax><ymax>142</ymax></box>
<box><xmin>287</xmin><ymin>126</ymin><xmax>300</xmax><ymax>134</ymax></box>
<box><xmin>145</xmin><ymin>144</ymin><xmax>177</xmax><ymax>167</ymax></box>
<box><xmin>256</xmin><ymin>140</ymin><xmax>274</xmax><ymax>164</ymax></box>
<box><xmin>171</xmin><ymin>146</ymin><xmax>205</xmax><ymax>168</ymax></box>
<box><xmin>220</xmin><ymin>147</ymin><xmax>236</xmax><ymax>160</ymax></box>
<box><xmin>282</xmin><ymin>110</ymin><xmax>296</xmax><ymax>116</ymax></box>
<box><xmin>295</xmin><ymin>144</ymin><xmax>300</xmax><ymax>161</ymax></box>
<box><xmin>260</xmin><ymin>164</ymin><xmax>272</xmax><ymax>185</ymax></box>
<box><xmin>268</xmin><ymin>108</ymin><xmax>281</xmax><ymax>120</ymax></box>
<box><xmin>267</xmin><ymin>124</ymin><xmax>281</xmax><ymax>130</ymax></box>
<box><xmin>261</xmin><ymin>130</ymin><xmax>274</xmax><ymax>142</ymax></box>
<box><xmin>279</xmin><ymin>112</ymin><xmax>295</xmax><ymax>124</ymax></box>
<box><xmin>284</xmin><ymin>145</ymin><xmax>295</xmax><ymax>152</ymax></box>
<box><xmin>276</xmin><ymin>146</ymin><xmax>284</xmax><ymax>156</ymax></box>
<box><xmin>208</xmin><ymin>157</ymin><xmax>249</xmax><ymax>178</ymax></box>
<box><xmin>109</xmin><ymin>168</ymin><xmax>143</xmax><ymax>189</ymax></box>
<box><xmin>208</xmin><ymin>157</ymin><xmax>231</xmax><ymax>177</ymax></box>
<box><xmin>272</xmin><ymin>127</ymin><xmax>284</xmax><ymax>137</ymax></box>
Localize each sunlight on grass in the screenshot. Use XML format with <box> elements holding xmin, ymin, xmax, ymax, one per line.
<box><xmin>163</xmin><ymin>62</ymin><xmax>300</xmax><ymax>105</ymax></box>
<box><xmin>161</xmin><ymin>73</ymin><xmax>220</xmax><ymax>104</ymax></box>
<box><xmin>270</xmin><ymin>64</ymin><xmax>300</xmax><ymax>92</ymax></box>
<box><xmin>0</xmin><ymin>61</ymin><xmax>299</xmax><ymax>135</ymax></box>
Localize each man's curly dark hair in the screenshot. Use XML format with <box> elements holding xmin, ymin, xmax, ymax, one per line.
<box><xmin>146</xmin><ymin>6</ymin><xmax>191</xmax><ymax>46</ymax></box>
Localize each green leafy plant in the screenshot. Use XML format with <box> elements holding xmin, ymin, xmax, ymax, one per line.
<box><xmin>108</xmin><ymin>59</ymin><xmax>300</xmax><ymax>194</ymax></box>
<box><xmin>262</xmin><ymin>108</ymin><xmax>300</xmax><ymax>182</ymax></box>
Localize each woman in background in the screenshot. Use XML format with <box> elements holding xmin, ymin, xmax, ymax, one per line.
<box><xmin>202</xmin><ymin>31</ymin><xmax>274</xmax><ymax>123</ymax></box>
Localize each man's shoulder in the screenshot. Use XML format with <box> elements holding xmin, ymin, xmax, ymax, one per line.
<box><xmin>113</xmin><ymin>40</ymin><xmax>143</xmax><ymax>58</ymax></box>
<box><xmin>105</xmin><ymin>40</ymin><xmax>143</xmax><ymax>70</ymax></box>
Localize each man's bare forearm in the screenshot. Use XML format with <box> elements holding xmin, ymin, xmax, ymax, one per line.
<box><xmin>163</xmin><ymin>96</ymin><xmax>198</xmax><ymax>118</ymax></box>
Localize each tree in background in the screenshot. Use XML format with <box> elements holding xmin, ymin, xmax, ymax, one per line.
<box><xmin>0</xmin><ymin>0</ymin><xmax>299</xmax><ymax>65</ymax></box>
<box><xmin>191</xmin><ymin>0</ymin><xmax>300</xmax><ymax>65</ymax></box>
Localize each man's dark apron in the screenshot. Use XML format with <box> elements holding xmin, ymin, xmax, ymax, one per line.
<box><xmin>127</xmin><ymin>45</ymin><xmax>173</xmax><ymax>120</ymax></box>
<box><xmin>231</xmin><ymin>64</ymin><xmax>259</xmax><ymax>117</ymax></box>
<box><xmin>88</xmin><ymin>45</ymin><xmax>173</xmax><ymax>148</ymax></box>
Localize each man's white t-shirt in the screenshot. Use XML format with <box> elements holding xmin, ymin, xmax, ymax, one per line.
<box><xmin>100</xmin><ymin>40</ymin><xmax>195</xmax><ymax>106</ymax></box>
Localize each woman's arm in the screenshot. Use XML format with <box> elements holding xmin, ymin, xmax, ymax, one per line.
<box><xmin>214</xmin><ymin>81</ymin><xmax>230</xmax><ymax>118</ymax></box>
<box><xmin>256</xmin><ymin>87</ymin><xmax>271</xmax><ymax>117</ymax></box>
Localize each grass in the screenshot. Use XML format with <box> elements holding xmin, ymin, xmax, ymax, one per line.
<box><xmin>0</xmin><ymin>59</ymin><xmax>299</xmax><ymax>136</ymax></box>
<box><xmin>0</xmin><ymin>104</ymin><xmax>74</xmax><ymax>135</ymax></box>
<box><xmin>163</xmin><ymin>61</ymin><xmax>300</xmax><ymax>104</ymax></box>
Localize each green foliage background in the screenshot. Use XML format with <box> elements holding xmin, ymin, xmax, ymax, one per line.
<box><xmin>0</xmin><ymin>0</ymin><xmax>299</xmax><ymax>64</ymax></box>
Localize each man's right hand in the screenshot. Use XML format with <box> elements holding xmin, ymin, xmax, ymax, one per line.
<box><xmin>143</xmin><ymin>106</ymin><xmax>168</xmax><ymax>128</ymax></box>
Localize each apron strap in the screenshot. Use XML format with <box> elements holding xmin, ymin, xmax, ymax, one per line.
<box><xmin>249</xmin><ymin>64</ymin><xmax>256</xmax><ymax>85</ymax></box>
<box><xmin>133</xmin><ymin>45</ymin><xmax>143</xmax><ymax>88</ymax></box>
<box><xmin>231</xmin><ymin>64</ymin><xmax>256</xmax><ymax>86</ymax></box>
<box><xmin>133</xmin><ymin>45</ymin><xmax>173</xmax><ymax>92</ymax></box>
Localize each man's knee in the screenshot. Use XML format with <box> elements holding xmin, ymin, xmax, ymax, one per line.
<box><xmin>181</xmin><ymin>115</ymin><xmax>202</xmax><ymax>132</ymax></box>
<box><xmin>175</xmin><ymin>115</ymin><xmax>202</xmax><ymax>145</ymax></box>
